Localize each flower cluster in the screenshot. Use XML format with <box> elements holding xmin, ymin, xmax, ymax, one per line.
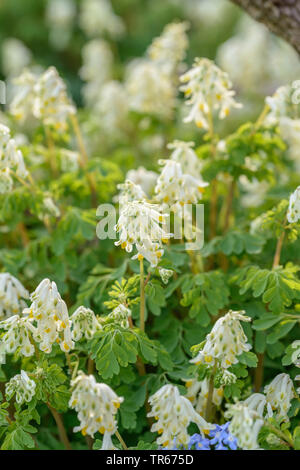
<box><xmin>69</xmin><ymin>372</ymin><xmax>123</xmax><ymax>448</ymax></box>
<box><xmin>180</xmin><ymin>57</ymin><xmax>242</xmax><ymax>130</ymax></box>
<box><xmin>71</xmin><ymin>306</ymin><xmax>100</xmax><ymax>341</ymax></box>
<box><xmin>2</xmin><ymin>38</ymin><xmax>32</xmax><ymax>78</ymax></box>
<box><xmin>0</xmin><ymin>273</ymin><xmax>29</xmax><ymax>320</ymax></box>
<box><xmin>187</xmin><ymin>422</ymin><xmax>238</xmax><ymax>450</ymax></box>
<box><xmin>25</xmin><ymin>278</ymin><xmax>74</xmax><ymax>353</ymax></box>
<box><xmin>95</xmin><ymin>80</ymin><xmax>129</xmax><ymax>135</ymax></box>
<box><xmin>46</xmin><ymin>0</ymin><xmax>76</xmax><ymax>50</ymax></box>
<box><xmin>114</xmin><ymin>200</ymin><xmax>172</xmax><ymax>267</ymax></box>
<box><xmin>5</xmin><ymin>370</ymin><xmax>36</xmax><ymax>405</ymax></box>
<box><xmin>190</xmin><ymin>310</ymin><xmax>251</xmax><ymax>371</ymax></box>
<box><xmin>0</xmin><ymin>124</ymin><xmax>28</xmax><ymax>193</ymax></box>
<box><xmin>0</xmin><ymin>314</ymin><xmax>35</xmax><ymax>357</ymax></box>
<box><xmin>147</xmin><ymin>384</ymin><xmax>212</xmax><ymax>449</ymax></box>
<box><xmin>106</xmin><ymin>304</ymin><xmax>131</xmax><ymax>329</ymax></box>
<box><xmin>225</xmin><ymin>402</ymin><xmax>264</xmax><ymax>450</ymax></box>
<box><xmin>264</xmin><ymin>373</ymin><xmax>295</xmax><ymax>421</ymax></box>
<box><xmin>147</xmin><ymin>21</ymin><xmax>189</xmax><ymax>77</ymax></box>
<box><xmin>126</xmin><ymin>167</ymin><xmax>158</xmax><ymax>197</ymax></box>
<box><xmin>79</xmin><ymin>0</ymin><xmax>125</xmax><ymax>39</ymax></box>
<box><xmin>10</xmin><ymin>67</ymin><xmax>75</xmax><ymax>130</ymax></box>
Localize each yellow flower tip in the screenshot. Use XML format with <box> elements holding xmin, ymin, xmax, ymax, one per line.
<box><xmin>198</xmin><ymin>186</ymin><xmax>205</xmax><ymax>193</ymax></box>
<box><xmin>99</xmin><ymin>426</ymin><xmax>105</xmax><ymax>434</ymax></box>
<box><xmin>162</xmin><ymin>238</ymin><xmax>168</xmax><ymax>244</ymax></box>
<box><xmin>188</xmin><ymin>396</ymin><xmax>195</xmax><ymax>402</ymax></box>
<box><xmin>158</xmin><ymin>429</ymin><xmax>163</xmax><ymax>435</ymax></box>
<box><xmin>45</xmin><ymin>328</ymin><xmax>51</xmax><ymax>333</ymax></box>
<box><xmin>186</xmin><ymin>380</ymin><xmax>193</xmax><ymax>388</ymax></box>
<box><xmin>96</xmin><ymin>417</ymin><xmax>102</xmax><ymax>423</ymax></box>
<box><xmin>225</xmin><ymin>359</ymin><xmax>231</xmax><ymax>366</ymax></box>
<box><xmin>156</xmin><ymin>251</ymin><xmax>162</xmax><ymax>259</ymax></box>
<box><xmin>163</xmin><ymin>196</ymin><xmax>169</xmax><ymax>203</ymax></box>
<box><xmin>36</xmin><ymin>314</ymin><xmax>42</xmax><ymax>320</ymax></box>
<box><xmin>158</xmin><ymin>215</ymin><xmax>163</xmax><ymax>222</ymax></box>
<box><xmin>71</xmin><ymin>399</ymin><xmax>77</xmax><ymax>407</ymax></box>
<box><xmin>53</xmin><ymin>314</ymin><xmax>59</xmax><ymax>321</ymax></box>
<box><xmin>81</xmin><ymin>427</ymin><xmax>87</xmax><ymax>436</ymax></box>
<box><xmin>155</xmin><ymin>416</ymin><xmax>159</xmax><ymax>420</ymax></box>
<box><xmin>121</xmin><ymin>241</ymin><xmax>127</xmax><ymax>249</ymax></box>
<box><xmin>114</xmin><ymin>401</ymin><xmax>121</xmax><ymax>409</ymax></box>
<box><xmin>224</xmin><ymin>108</ymin><xmax>230</xmax><ymax>116</ymax></box>
<box><xmin>61</xmin><ymin>321</ymin><xmax>66</xmax><ymax>329</ymax></box>
<box><xmin>163</xmin><ymin>441</ymin><xmax>169</xmax><ymax>448</ymax></box>
<box><xmin>203</xmin><ymin>429</ymin><xmax>210</xmax><ymax>435</ymax></box>
<box><xmin>196</xmin><ymin>121</ymin><xmax>203</xmax><ymax>128</ymax></box>
<box><xmin>63</xmin><ymin>342</ymin><xmax>70</xmax><ymax>351</ymax></box>
<box><xmin>204</xmin><ymin>355</ymin><xmax>212</xmax><ymax>363</ymax></box>
<box><xmin>56</xmin><ymin>338</ymin><xmax>60</xmax><ymax>344</ymax></box>
<box><xmin>137</xmin><ymin>253</ymin><xmax>144</xmax><ymax>261</ymax></box>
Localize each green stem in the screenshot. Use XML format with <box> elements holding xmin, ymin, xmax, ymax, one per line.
<box><xmin>139</xmin><ymin>258</ymin><xmax>145</xmax><ymax>332</ymax></box>
<box><xmin>266</xmin><ymin>423</ymin><xmax>294</xmax><ymax>448</ymax></box>
<box><xmin>205</xmin><ymin>366</ymin><xmax>216</xmax><ymax>422</ymax></box>
<box><xmin>115</xmin><ymin>430</ymin><xmax>128</xmax><ymax>450</ymax></box>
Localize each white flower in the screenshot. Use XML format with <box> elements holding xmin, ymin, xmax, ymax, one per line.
<box><xmin>5</xmin><ymin>370</ymin><xmax>36</xmax><ymax>404</ymax></box>
<box><xmin>125</xmin><ymin>60</ymin><xmax>176</xmax><ymax>119</ymax></box>
<box><xmin>27</xmin><ymin>278</ymin><xmax>74</xmax><ymax>354</ymax></box>
<box><xmin>287</xmin><ymin>186</ymin><xmax>300</xmax><ymax>224</ymax></box>
<box><xmin>167</xmin><ymin>140</ymin><xmax>203</xmax><ymax>178</ymax></box>
<box><xmin>225</xmin><ymin>402</ymin><xmax>263</xmax><ymax>450</ymax></box>
<box><xmin>60</xmin><ymin>149</ymin><xmax>79</xmax><ymax>172</ymax></box>
<box><xmin>114</xmin><ymin>200</ymin><xmax>172</xmax><ymax>267</ymax></box>
<box><xmin>147</xmin><ymin>384</ymin><xmax>212</xmax><ymax>449</ymax></box>
<box><xmin>0</xmin><ymin>124</ymin><xmax>28</xmax><ymax>192</ymax></box>
<box><xmin>41</xmin><ymin>196</ymin><xmax>61</xmax><ymax>219</ymax></box>
<box><xmin>33</xmin><ymin>67</ymin><xmax>75</xmax><ymax>130</ymax></box>
<box><xmin>180</xmin><ymin>57</ymin><xmax>242</xmax><ymax>130</ymax></box>
<box><xmin>243</xmin><ymin>393</ymin><xmax>273</xmax><ymax>419</ymax></box>
<box><xmin>10</xmin><ymin>69</ymin><xmax>38</xmax><ymax>123</ymax></box>
<box><xmin>79</xmin><ymin>0</ymin><xmax>125</xmax><ymax>38</ymax></box>
<box><xmin>159</xmin><ymin>268</ymin><xmax>173</xmax><ymax>285</ymax></box>
<box><xmin>264</xmin><ymin>373</ymin><xmax>295</xmax><ymax>421</ymax></box>
<box><xmin>107</xmin><ymin>304</ymin><xmax>131</xmax><ymax>328</ymax></box>
<box><xmin>126</xmin><ymin>167</ymin><xmax>158</xmax><ymax>197</ymax></box>
<box><xmin>95</xmin><ymin>81</ymin><xmax>129</xmax><ymax>134</ymax></box>
<box><xmin>71</xmin><ymin>306</ymin><xmax>100</xmax><ymax>341</ymax></box>
<box><xmin>46</xmin><ymin>0</ymin><xmax>76</xmax><ymax>50</ymax></box>
<box><xmin>0</xmin><ymin>272</ymin><xmax>29</xmax><ymax>319</ymax></box>
<box><xmin>2</xmin><ymin>38</ymin><xmax>32</xmax><ymax>77</ymax></box>
<box><xmin>185</xmin><ymin>378</ymin><xmax>223</xmax><ymax>416</ymax></box>
<box><xmin>239</xmin><ymin>176</ymin><xmax>269</xmax><ymax>208</ymax></box>
<box><xmin>279</xmin><ymin>117</ymin><xmax>300</xmax><ymax>167</ymax></box>
<box><xmin>155</xmin><ymin>159</ymin><xmax>208</xmax><ymax>210</ymax></box>
<box><xmin>0</xmin><ymin>315</ymin><xmax>35</xmax><ymax>357</ymax></box>
<box><xmin>147</xmin><ymin>22</ymin><xmax>189</xmax><ymax>77</ymax></box>
<box><xmin>190</xmin><ymin>310</ymin><xmax>251</xmax><ymax>370</ymax></box>
<box><xmin>69</xmin><ymin>372</ymin><xmax>123</xmax><ymax>443</ymax></box>
<box><xmin>295</xmin><ymin>374</ymin><xmax>300</xmax><ymax>395</ymax></box>
<box><xmin>116</xmin><ymin>180</ymin><xmax>147</xmax><ymax>209</ymax></box>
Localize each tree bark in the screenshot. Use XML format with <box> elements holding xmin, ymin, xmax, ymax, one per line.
<box><xmin>230</xmin><ymin>0</ymin><xmax>300</xmax><ymax>55</ymax></box>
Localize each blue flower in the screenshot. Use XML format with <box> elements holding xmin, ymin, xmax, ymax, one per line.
<box><xmin>188</xmin><ymin>434</ymin><xmax>211</xmax><ymax>450</ymax></box>
<box><xmin>209</xmin><ymin>423</ymin><xmax>238</xmax><ymax>450</ymax></box>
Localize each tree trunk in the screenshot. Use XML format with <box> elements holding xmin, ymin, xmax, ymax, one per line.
<box><xmin>231</xmin><ymin>0</ymin><xmax>300</xmax><ymax>55</ymax></box>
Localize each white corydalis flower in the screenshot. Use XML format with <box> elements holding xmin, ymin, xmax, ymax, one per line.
<box><xmin>95</xmin><ymin>81</ymin><xmax>129</xmax><ymax>135</ymax></box>
<box><xmin>69</xmin><ymin>372</ymin><xmax>123</xmax><ymax>445</ymax></box>
<box><xmin>225</xmin><ymin>402</ymin><xmax>263</xmax><ymax>450</ymax></box>
<box><xmin>0</xmin><ymin>272</ymin><xmax>29</xmax><ymax>319</ymax></box>
<box><xmin>264</xmin><ymin>373</ymin><xmax>296</xmax><ymax>421</ymax></box>
<box><xmin>0</xmin><ymin>124</ymin><xmax>28</xmax><ymax>193</ymax></box>
<box><xmin>147</xmin><ymin>21</ymin><xmax>189</xmax><ymax>77</ymax></box>
<box><xmin>180</xmin><ymin>57</ymin><xmax>242</xmax><ymax>130</ymax></box>
<box><xmin>287</xmin><ymin>186</ymin><xmax>300</xmax><ymax>224</ymax></box>
<box><xmin>291</xmin><ymin>340</ymin><xmax>300</xmax><ymax>368</ymax></box>
<box><xmin>5</xmin><ymin>370</ymin><xmax>36</xmax><ymax>404</ymax></box>
<box><xmin>125</xmin><ymin>60</ymin><xmax>176</xmax><ymax>119</ymax></box>
<box><xmin>158</xmin><ymin>268</ymin><xmax>173</xmax><ymax>285</ymax></box>
<box><xmin>60</xmin><ymin>149</ymin><xmax>79</xmax><ymax>172</ymax></box>
<box><xmin>116</xmin><ymin>180</ymin><xmax>147</xmax><ymax>209</ymax></box>
<box><xmin>190</xmin><ymin>310</ymin><xmax>251</xmax><ymax>369</ymax></box>
<box><xmin>0</xmin><ymin>315</ymin><xmax>35</xmax><ymax>357</ymax></box>
<box><xmin>107</xmin><ymin>304</ymin><xmax>131</xmax><ymax>329</ymax></box>
<box><xmin>27</xmin><ymin>278</ymin><xmax>74</xmax><ymax>354</ymax></box>
<box><xmin>167</xmin><ymin>140</ymin><xmax>204</xmax><ymax>179</ymax></box>
<box><xmin>243</xmin><ymin>393</ymin><xmax>273</xmax><ymax>419</ymax></box>
<box><xmin>155</xmin><ymin>159</ymin><xmax>208</xmax><ymax>210</ymax></box>
<box><xmin>79</xmin><ymin>0</ymin><xmax>125</xmax><ymax>39</ymax></box>
<box><xmin>71</xmin><ymin>306</ymin><xmax>101</xmax><ymax>341</ymax></box>
<box><xmin>10</xmin><ymin>69</ymin><xmax>38</xmax><ymax>123</ymax></box>
<box><xmin>147</xmin><ymin>384</ymin><xmax>212</xmax><ymax>449</ymax></box>
<box><xmin>126</xmin><ymin>167</ymin><xmax>158</xmax><ymax>197</ymax></box>
<box><xmin>114</xmin><ymin>200</ymin><xmax>172</xmax><ymax>267</ymax></box>
<box><xmin>185</xmin><ymin>378</ymin><xmax>223</xmax><ymax>416</ymax></box>
<box><xmin>46</xmin><ymin>0</ymin><xmax>76</xmax><ymax>50</ymax></box>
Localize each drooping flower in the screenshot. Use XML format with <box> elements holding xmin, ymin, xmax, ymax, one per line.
<box><xmin>167</xmin><ymin>140</ymin><xmax>203</xmax><ymax>179</ymax></box>
<box><xmin>106</xmin><ymin>304</ymin><xmax>131</xmax><ymax>329</ymax></box>
<box><xmin>26</xmin><ymin>278</ymin><xmax>74</xmax><ymax>354</ymax></box>
<box><xmin>0</xmin><ymin>272</ymin><xmax>29</xmax><ymax>320</ymax></box>
<box><xmin>159</xmin><ymin>268</ymin><xmax>174</xmax><ymax>285</ymax></box>
<box><xmin>190</xmin><ymin>310</ymin><xmax>251</xmax><ymax>370</ymax></box>
<box><xmin>69</xmin><ymin>372</ymin><xmax>123</xmax><ymax>447</ymax></box>
<box><xmin>148</xmin><ymin>384</ymin><xmax>212</xmax><ymax>449</ymax></box>
<box><xmin>243</xmin><ymin>393</ymin><xmax>273</xmax><ymax>419</ymax></box>
<box><xmin>116</xmin><ymin>180</ymin><xmax>147</xmax><ymax>209</ymax></box>
<box><xmin>225</xmin><ymin>402</ymin><xmax>263</xmax><ymax>450</ymax></box>
<box><xmin>287</xmin><ymin>186</ymin><xmax>300</xmax><ymax>224</ymax></box>
<box><xmin>114</xmin><ymin>200</ymin><xmax>172</xmax><ymax>267</ymax></box>
<box><xmin>79</xmin><ymin>0</ymin><xmax>125</xmax><ymax>39</ymax></box>
<box><xmin>264</xmin><ymin>373</ymin><xmax>295</xmax><ymax>421</ymax></box>
<box><xmin>184</xmin><ymin>378</ymin><xmax>223</xmax><ymax>416</ymax></box>
<box><xmin>147</xmin><ymin>21</ymin><xmax>189</xmax><ymax>77</ymax></box>
<box><xmin>0</xmin><ymin>315</ymin><xmax>35</xmax><ymax>357</ymax></box>
<box><xmin>71</xmin><ymin>306</ymin><xmax>101</xmax><ymax>341</ymax></box>
<box><xmin>95</xmin><ymin>81</ymin><xmax>129</xmax><ymax>135</ymax></box>
<box><xmin>5</xmin><ymin>370</ymin><xmax>36</xmax><ymax>404</ymax></box>
<box><xmin>291</xmin><ymin>340</ymin><xmax>300</xmax><ymax>368</ymax></box>
<box><xmin>0</xmin><ymin>123</ymin><xmax>28</xmax><ymax>192</ymax></box>
<box><xmin>9</xmin><ymin>69</ymin><xmax>38</xmax><ymax>123</ymax></box>
<box><xmin>126</xmin><ymin>167</ymin><xmax>158</xmax><ymax>197</ymax></box>
<box><xmin>180</xmin><ymin>58</ymin><xmax>242</xmax><ymax>130</ymax></box>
